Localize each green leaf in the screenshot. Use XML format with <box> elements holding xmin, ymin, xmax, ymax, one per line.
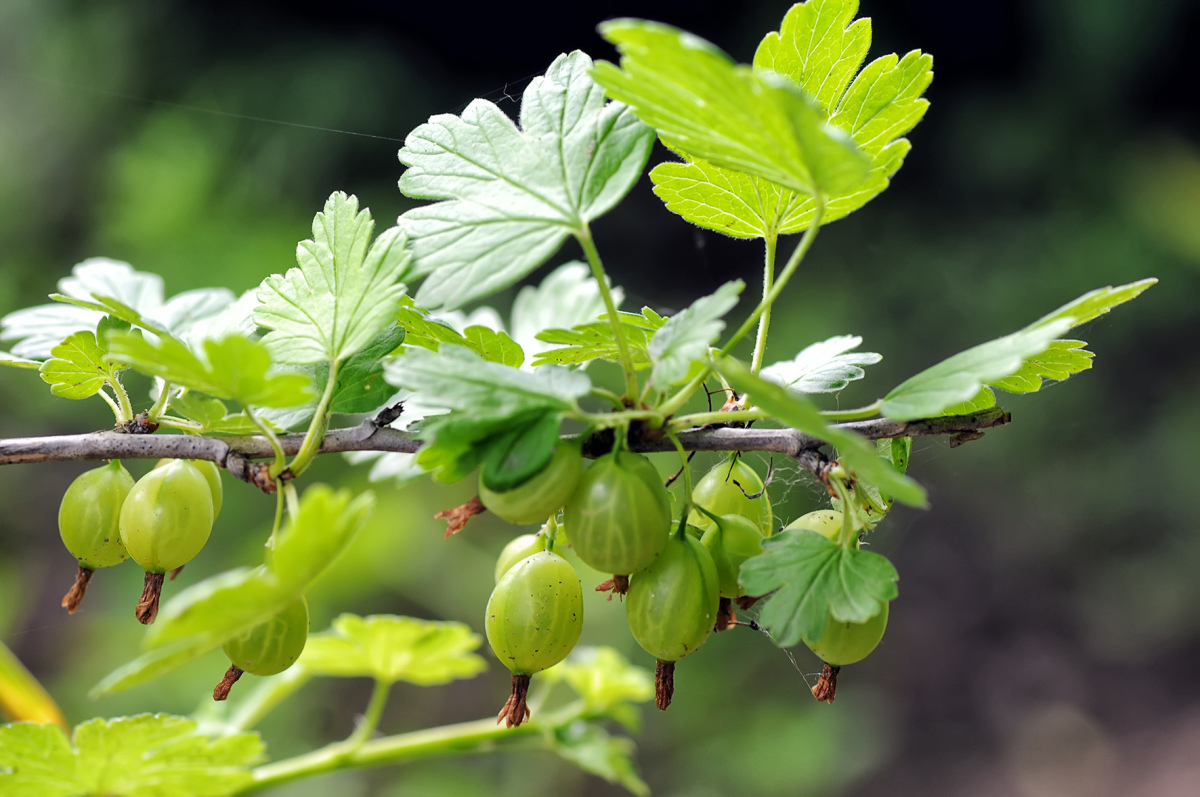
<box><xmin>478</xmin><ymin>410</ymin><xmax>561</xmax><ymax>492</ymax></box>
<box><xmin>543</xmin><ymin>646</ymin><xmax>654</xmax><ymax>726</ymax></box>
<box><xmin>98</xmin><ymin>487</ymin><xmax>375</xmax><ymax>693</ymax></box>
<box><xmin>760</xmin><ymin>334</ymin><xmax>881</xmax><ymax>393</ymax></box>
<box><xmin>988</xmin><ymin>339</ymin><xmax>1094</xmax><ymax>394</ymax></box>
<box><xmin>937</xmin><ymin>387</ymin><xmax>997</xmax><ymax>417</ymax></box>
<box><xmin>398</xmin><ymin>52</ymin><xmax>654</xmax><ymax>310</ymax></box>
<box><xmin>880</xmin><ymin>279</ymin><xmax>1156</xmax><ymax>421</ymax></box>
<box><xmin>106</xmin><ymin>332</ymin><xmax>316</xmax><ymax>409</ymax></box>
<box><xmin>649</xmin><ymin>0</ymin><xmax>932</xmax><ymax>238</ymax></box>
<box><xmin>739</xmin><ymin>529</ymin><xmax>898</xmax><ymax>647</ymax></box>
<box><xmin>396</xmin><ymin>299</ymin><xmax>471</xmax><ymax>352</ymax></box>
<box><xmin>385</xmin><ymin>345</ymin><xmax>590</xmax><ymax>417</ymax></box>
<box><xmin>508</xmin><ymin>261</ymin><xmax>625</xmax><ymax>361</ymax></box>
<box><xmin>299</xmin><ymin>614</ymin><xmax>487</xmax><ymax>685</ymax></box>
<box><xmin>532</xmin><ymin>309</ymin><xmax>663</xmax><ymax>369</ymax></box>
<box><xmin>715</xmin><ymin>355</ymin><xmax>926</xmax><ymax>507</ymax></box>
<box><xmin>462</xmin><ymin>326</ymin><xmax>524</xmax><ymax>368</ymax></box>
<box><xmin>254</xmin><ymin>192</ymin><xmax>411</xmax><ymax>365</ymax></box>
<box><xmin>648</xmin><ymin>281</ymin><xmax>744</xmax><ymax>386</ymax></box>
<box><xmin>0</xmin><ymin>350</ymin><xmax>40</xmax><ymax>369</ymax></box>
<box><xmin>166</xmin><ymin>394</ymin><xmax>265</xmax><ymax>435</ymax></box>
<box><xmin>0</xmin><ymin>258</ymin><xmax>232</xmax><ymax>359</ymax></box>
<box><xmin>551</xmin><ymin>722</ymin><xmax>649</xmax><ymax>797</ymax></box>
<box><xmin>0</xmin><ymin>715</ymin><xmax>263</xmax><ymax>797</ymax></box>
<box><xmin>38</xmin><ymin>331</ymin><xmax>123</xmax><ymax>400</ymax></box>
<box><xmin>593</xmin><ymin>20</ymin><xmax>869</xmax><ymax>198</ymax></box>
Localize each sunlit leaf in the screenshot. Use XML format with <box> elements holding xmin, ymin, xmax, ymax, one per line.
<box><xmin>38</xmin><ymin>331</ymin><xmax>123</xmax><ymax>400</ymax></box>
<box><xmin>760</xmin><ymin>334</ymin><xmax>881</xmax><ymax>393</ymax></box>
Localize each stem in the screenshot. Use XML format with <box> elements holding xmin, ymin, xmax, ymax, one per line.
<box><xmin>227</xmin><ymin>667</ymin><xmax>314</xmax><ymax>732</ymax></box>
<box><xmin>242</xmin><ymin>707</ymin><xmax>585</xmax><ymax>794</ymax></box>
<box><xmin>268</xmin><ymin>485</ymin><xmax>285</xmax><ymax>550</ymax></box>
<box><xmin>656</xmin><ymin>368</ymin><xmax>711</xmax><ymax>419</ymax></box>
<box><xmin>821</xmin><ymin>400</ymin><xmax>883</xmax><ymax>421</ymax></box>
<box><xmin>245</xmin><ymin>406</ymin><xmax>286</xmax><ymax>474</ymax></box>
<box><xmin>107</xmin><ymin>375</ymin><xmax>134</xmax><ymax>424</ymax></box>
<box><xmin>669</xmin><ymin>408</ymin><xmax>767</xmax><ymax>431</ymax></box>
<box><xmin>347</xmin><ymin>678</ymin><xmax>391</xmax><ymax>748</ymax></box>
<box><xmin>286</xmin><ymin>359</ymin><xmax>340</xmax><ymax>478</ymax></box>
<box><xmin>147</xmin><ymin>381</ymin><xmax>172</xmax><ymax>421</ymax></box>
<box><xmin>589</xmin><ymin>387</ymin><xmax>626</xmax><ymax>409</ymax></box>
<box><xmin>720</xmin><ymin>195</ymin><xmax>825</xmax><ymax>358</ymax></box>
<box><xmin>95</xmin><ymin>387</ymin><xmax>124</xmax><ymax>425</ymax></box>
<box><xmin>667</xmin><ymin>434</ymin><xmax>695</xmax><ymax>516</ymax></box>
<box><xmin>750</xmin><ymin>234</ymin><xmax>778</xmax><ymax>375</ymax></box>
<box><xmin>830</xmin><ymin>477</ymin><xmax>857</xmax><ymax>549</ymax></box>
<box><xmin>576</xmin><ymin>226</ymin><xmax>638</xmax><ymax>401</ymax></box>
<box><xmin>283</xmin><ymin>482</ymin><xmax>300</xmax><ymax>521</ymax></box>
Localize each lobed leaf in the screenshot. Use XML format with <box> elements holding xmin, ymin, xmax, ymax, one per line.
<box><xmin>398</xmin><ymin>52</ymin><xmax>654</xmax><ymax>310</ymax></box>
<box><xmin>649</xmin><ymin>0</ymin><xmax>932</xmax><ymax>239</ymax></box>
<box><xmin>648</xmin><ymin>281</ymin><xmax>744</xmax><ymax>386</ymax></box>
<box><xmin>38</xmin><ymin>331</ymin><xmax>123</xmax><ymax>400</ymax></box>
<box><xmin>739</xmin><ymin>529</ymin><xmax>898</xmax><ymax>647</ymax></box>
<box><xmin>508</xmin><ymin>261</ymin><xmax>625</xmax><ymax>362</ymax></box>
<box><xmin>300</xmin><ymin>614</ymin><xmax>487</xmax><ymax>685</ymax></box>
<box><xmin>533</xmin><ymin>308</ymin><xmax>664</xmax><ymax>369</ymax></box>
<box><xmin>716</xmin><ymin>355</ymin><xmax>926</xmax><ymax>507</ymax></box>
<box><xmin>759</xmin><ymin>334</ymin><xmax>881</xmax><ymax>393</ymax></box>
<box><xmin>0</xmin><ymin>258</ymin><xmax>232</xmax><ymax>359</ymax></box>
<box><xmin>255</xmin><ymin>192</ymin><xmax>411</xmax><ymax>365</ymax></box>
<box><xmin>593</xmin><ymin>19</ymin><xmax>870</xmax><ymax>198</ymax></box>
<box><xmin>106</xmin><ymin>332</ymin><xmax>316</xmax><ymax>409</ymax></box>
<box><xmin>551</xmin><ymin>722</ymin><xmax>649</xmax><ymax>797</ymax></box>
<box><xmin>0</xmin><ymin>715</ymin><xmax>263</xmax><ymax>797</ymax></box>
<box><xmin>881</xmin><ymin>279</ymin><xmax>1156</xmax><ymax>421</ymax></box>
<box><xmin>543</xmin><ymin>646</ymin><xmax>654</xmax><ymax>727</ymax></box>
<box><xmin>166</xmin><ymin>394</ymin><xmax>266</xmax><ymax>435</ymax></box>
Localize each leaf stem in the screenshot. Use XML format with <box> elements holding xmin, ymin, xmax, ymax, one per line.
<box><xmin>667</xmin><ymin>434</ymin><xmax>695</xmax><ymax>515</ymax></box>
<box><xmin>750</xmin><ymin>234</ymin><xmax>778</xmax><ymax>375</ymax></box>
<box><xmin>286</xmin><ymin>360</ymin><xmax>341</xmax><ymax>478</ymax></box>
<box><xmin>107</xmin><ymin>376</ymin><xmax>134</xmax><ymax>424</ymax></box>
<box><xmin>576</xmin><ymin>226</ymin><xmax>638</xmax><ymax>401</ymax></box>
<box><xmin>347</xmin><ymin>678</ymin><xmax>392</xmax><ymax>748</ymax></box>
<box><xmin>589</xmin><ymin>386</ymin><xmax>626</xmax><ymax>409</ymax></box>
<box><xmin>821</xmin><ymin>400</ymin><xmax>883</xmax><ymax>421</ymax></box>
<box><xmin>668</xmin><ymin>408</ymin><xmax>767</xmax><ymax>431</ymax></box>
<box><xmin>95</xmin><ymin>387</ymin><xmax>125</xmax><ymax>425</ymax></box>
<box><xmin>147</xmin><ymin>381</ymin><xmax>172</xmax><ymax>422</ymax></box>
<box><xmin>720</xmin><ymin>195</ymin><xmax>825</xmax><ymax>359</ymax></box>
<box><xmin>245</xmin><ymin>407</ymin><xmax>286</xmax><ymax>474</ymax></box>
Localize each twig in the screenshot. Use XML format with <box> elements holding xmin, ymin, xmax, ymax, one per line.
<box><xmin>0</xmin><ymin>409</ymin><xmax>1012</xmax><ymax>489</ymax></box>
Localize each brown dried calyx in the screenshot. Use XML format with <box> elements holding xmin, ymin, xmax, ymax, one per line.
<box><xmin>811</xmin><ymin>663</ymin><xmax>840</xmax><ymax>704</ymax></box>
<box><xmin>213</xmin><ymin>665</ymin><xmax>244</xmax><ymax>701</ymax></box>
<box><xmin>655</xmin><ymin>660</ymin><xmax>675</xmax><ymax>711</ymax></box>
<box><xmin>135</xmin><ymin>571</ymin><xmax>166</xmax><ymax>624</ymax></box>
<box><xmin>61</xmin><ymin>566</ymin><xmax>95</xmax><ymax>614</ymax></box>
<box><xmin>594</xmin><ymin>574</ymin><xmax>629</xmax><ymax>600</ymax></box>
<box><xmin>436</xmin><ymin>495</ymin><xmax>487</xmax><ymax>538</ymax></box>
<box><xmin>496</xmin><ymin>674</ymin><xmax>532</xmax><ymax>728</ymax></box>
<box><xmin>714</xmin><ymin>597</ymin><xmax>737</xmax><ymax>632</ymax></box>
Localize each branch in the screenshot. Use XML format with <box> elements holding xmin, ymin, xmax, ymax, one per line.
<box><xmin>0</xmin><ymin>409</ymin><xmax>1010</xmax><ymax>489</ymax></box>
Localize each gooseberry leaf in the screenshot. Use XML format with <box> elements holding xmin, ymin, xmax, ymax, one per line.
<box><xmin>739</xmin><ymin>529</ymin><xmax>897</xmax><ymax>647</ymax></box>
<box><xmin>0</xmin><ymin>350</ymin><xmax>40</xmax><ymax>370</ymax></box>
<box><xmin>543</xmin><ymin>647</ymin><xmax>654</xmax><ymax>731</ymax></box>
<box><xmin>0</xmin><ymin>715</ymin><xmax>263</xmax><ymax>797</ymax></box>
<box><xmin>760</xmin><ymin>334</ymin><xmax>881</xmax><ymax>393</ymax></box>
<box><xmin>398</xmin><ymin>51</ymin><xmax>654</xmax><ymax>310</ymax></box>
<box><xmin>648</xmin><ymin>281</ymin><xmax>744</xmax><ymax>386</ymax></box>
<box><xmin>509</xmin><ymin>262</ymin><xmax>625</xmax><ymax>361</ymax></box>
<box><xmin>881</xmin><ymin>279</ymin><xmax>1156</xmax><ymax>421</ymax></box>
<box><xmin>593</xmin><ymin>20</ymin><xmax>869</xmax><ymax>198</ymax></box>
<box><xmin>462</xmin><ymin>326</ymin><xmax>524</xmax><ymax>368</ymax></box>
<box><xmin>105</xmin><ymin>332</ymin><xmax>316</xmax><ymax>409</ymax></box>
<box><xmin>533</xmin><ymin>309</ymin><xmax>664</xmax><ymax>369</ymax></box>
<box><xmin>652</xmin><ymin>1</ymin><xmax>932</xmax><ymax>238</ymax></box>
<box><xmin>988</xmin><ymin>339</ymin><xmax>1093</xmax><ymax>393</ymax></box>
<box><xmin>0</xmin><ymin>258</ymin><xmax>232</xmax><ymax>359</ymax></box>
<box><xmin>254</xmin><ymin>192</ymin><xmax>411</xmax><ymax>365</ymax></box>
<box><xmin>314</xmin><ymin>323</ymin><xmax>407</xmax><ymax>415</ymax></box>
<box><xmin>300</xmin><ymin>614</ymin><xmax>487</xmax><ymax>685</ymax></box>
<box><xmin>38</xmin><ymin>331</ymin><xmax>124</xmax><ymax>400</ymax></box>
<box><xmin>551</xmin><ymin>723</ymin><xmax>649</xmax><ymax>797</ymax></box>
<box><xmin>716</xmin><ymin>355</ymin><xmax>926</xmax><ymax>507</ymax></box>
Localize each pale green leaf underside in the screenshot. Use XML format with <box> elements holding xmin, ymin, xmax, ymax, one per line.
<box><xmin>716</xmin><ymin>355</ymin><xmax>926</xmax><ymax>507</ymax></box>
<box><xmin>0</xmin><ymin>350</ymin><xmax>39</xmax><ymax>369</ymax></box>
<box><xmin>650</xmin><ymin>0</ymin><xmax>932</xmax><ymax>239</ymax></box>
<box><xmin>0</xmin><ymin>715</ymin><xmax>262</xmax><ymax>797</ymax></box>
<box><xmin>739</xmin><ymin>530</ymin><xmax>898</xmax><ymax>647</ymax></box>
<box><xmin>38</xmin><ymin>331</ymin><xmax>121</xmax><ymax>400</ymax></box>
<box><xmin>255</xmin><ymin>192</ymin><xmax>410</xmax><ymax>365</ymax></box>
<box><xmin>882</xmin><ymin>279</ymin><xmax>1156</xmax><ymax>421</ymax></box>
<box><xmin>760</xmin><ymin>334</ymin><xmax>881</xmax><ymax>393</ymax></box>
<box><xmin>398</xmin><ymin>51</ymin><xmax>654</xmax><ymax>310</ymax></box>
<box><xmin>300</xmin><ymin>614</ymin><xmax>487</xmax><ymax>685</ymax></box>
<box><xmin>106</xmin><ymin>333</ymin><xmax>315</xmax><ymax>409</ymax></box>
<box><xmin>648</xmin><ymin>280</ymin><xmax>744</xmax><ymax>386</ymax></box>
<box><xmin>594</xmin><ymin>19</ymin><xmax>869</xmax><ymax>199</ymax></box>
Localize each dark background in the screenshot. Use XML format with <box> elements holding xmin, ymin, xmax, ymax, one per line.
<box><xmin>2</xmin><ymin>1</ymin><xmax>1199</xmax><ymax>795</ymax></box>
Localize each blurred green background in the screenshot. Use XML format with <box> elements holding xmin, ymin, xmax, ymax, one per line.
<box><xmin>2</xmin><ymin>0</ymin><xmax>1198</xmax><ymax>794</ymax></box>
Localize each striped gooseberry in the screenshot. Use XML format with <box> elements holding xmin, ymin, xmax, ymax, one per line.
<box><xmin>57</xmin><ymin>460</ymin><xmax>135</xmax><ymax>613</ymax></box>
<box><xmin>119</xmin><ymin>459</ymin><xmax>214</xmax><ymax>624</ymax></box>
<box><xmin>626</xmin><ymin>525</ymin><xmax>720</xmax><ymax>710</ymax></box>
<box><xmin>214</xmin><ymin>597</ymin><xmax>310</xmax><ymax>700</ymax></box>
<box><xmin>486</xmin><ymin>550</ymin><xmax>583</xmax><ymax>727</ymax></box>
<box><xmin>700</xmin><ymin>513</ymin><xmax>764</xmax><ymax>599</ymax></box>
<box><xmin>156</xmin><ymin>458</ymin><xmax>223</xmax><ymax>519</ymax></box>
<box><xmin>688</xmin><ymin>457</ymin><xmax>772</xmax><ymax>537</ymax></box>
<box><xmin>494</xmin><ymin>532</ymin><xmax>548</xmax><ymax>583</ymax></box>
<box><xmin>478</xmin><ymin>442</ymin><xmax>582</xmax><ymax>525</ymax></box>
<box><xmin>562</xmin><ymin>449</ymin><xmax>670</xmax><ymax>575</ymax></box>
